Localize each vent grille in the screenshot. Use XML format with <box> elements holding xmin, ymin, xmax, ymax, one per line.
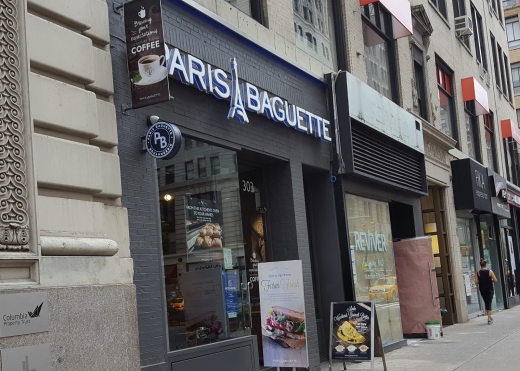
<box><xmin>351</xmin><ymin>121</ymin><xmax>426</xmax><ymax>194</ymax></box>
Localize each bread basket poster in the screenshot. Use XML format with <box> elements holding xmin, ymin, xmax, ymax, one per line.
<box><xmin>331</xmin><ymin>302</ymin><xmax>373</xmax><ymax>361</ymax></box>
<box><xmin>258</xmin><ymin>260</ymin><xmax>309</xmax><ymax>368</ymax></box>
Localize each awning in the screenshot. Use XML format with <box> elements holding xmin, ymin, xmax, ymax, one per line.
<box><xmin>461</xmin><ymin>77</ymin><xmax>489</xmax><ymax>115</ymax></box>
<box><xmin>360</xmin><ymin>0</ymin><xmax>413</xmax><ymax>39</ymax></box>
<box><xmin>501</xmin><ymin>119</ymin><xmax>520</xmax><ymax>146</ymax></box>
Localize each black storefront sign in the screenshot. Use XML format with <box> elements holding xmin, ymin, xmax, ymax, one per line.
<box><xmin>451</xmin><ymin>158</ymin><xmax>492</xmax><ymax>213</ymax></box>
<box><xmin>488</xmin><ymin>170</ymin><xmax>511</xmax><ymax>219</ymax></box>
<box><xmin>124</xmin><ymin>0</ymin><xmax>170</xmax><ymax>108</ymax></box>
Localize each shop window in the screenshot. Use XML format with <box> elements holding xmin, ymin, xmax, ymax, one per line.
<box><xmin>158</xmin><ymin>139</ymin><xmax>250</xmax><ymax>352</ymax></box>
<box><xmin>211</xmin><ymin>156</ymin><xmax>220</xmax><ymax>175</ymax></box>
<box><xmin>464</xmin><ymin>101</ymin><xmax>481</xmax><ymax>162</ymax></box>
<box><xmin>198</xmin><ymin>158</ymin><xmax>207</xmax><ymax>178</ymax></box>
<box><xmin>362</xmin><ymin>3</ymin><xmax>397</xmax><ymax>102</ymax></box>
<box><xmin>185</xmin><ymin>160</ymin><xmax>195</xmax><ymax>180</ymax></box>
<box><xmin>484</xmin><ymin>112</ymin><xmax>498</xmax><ymax>172</ymax></box>
<box><xmin>165</xmin><ymin>165</ymin><xmax>175</xmax><ymax>184</ymax></box>
<box><xmin>506</xmin><ymin>17</ymin><xmax>520</xmax><ymax>48</ymax></box>
<box><xmin>413</xmin><ymin>45</ymin><xmax>428</xmax><ymax>120</ymax></box>
<box><xmin>457</xmin><ymin>217</ymin><xmax>483</xmax><ymax>315</ymax></box>
<box><xmin>345</xmin><ymin>194</ymin><xmax>403</xmax><ymax>346</ymax></box>
<box><xmin>436</xmin><ymin>61</ymin><xmax>458</xmax><ymax>141</ymax></box>
<box><xmin>512</xmin><ymin>63</ymin><xmax>520</xmax><ymax>94</ymax></box>
<box><xmin>431</xmin><ymin>0</ymin><xmax>447</xmax><ymax>18</ymax></box>
<box><xmin>471</xmin><ymin>4</ymin><xmax>488</xmax><ymax>71</ymax></box>
<box><xmin>490</xmin><ymin>33</ymin><xmax>501</xmax><ymax>89</ymax></box>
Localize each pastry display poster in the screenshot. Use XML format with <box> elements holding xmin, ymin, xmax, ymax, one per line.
<box><xmin>330</xmin><ymin>302</ymin><xmax>373</xmax><ymax>361</ymax></box>
<box><xmin>180</xmin><ymin>268</ymin><xmax>226</xmax><ymax>347</ymax></box>
<box><xmin>124</xmin><ymin>0</ymin><xmax>170</xmax><ymax>109</ymax></box>
<box><xmin>184</xmin><ymin>197</ymin><xmax>224</xmax><ymax>262</ymax></box>
<box><xmin>258</xmin><ymin>260</ymin><xmax>309</xmax><ymax>368</ymax></box>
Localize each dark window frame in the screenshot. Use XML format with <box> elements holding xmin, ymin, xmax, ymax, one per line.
<box><xmin>413</xmin><ymin>45</ymin><xmax>428</xmax><ymax>120</ymax></box>
<box><xmin>361</xmin><ymin>3</ymin><xmax>399</xmax><ymax>103</ymax></box>
<box><xmin>210</xmin><ymin>156</ymin><xmax>220</xmax><ymax>176</ymax></box>
<box><xmin>185</xmin><ymin>160</ymin><xmax>195</xmax><ymax>180</ymax></box>
<box><xmin>464</xmin><ymin>101</ymin><xmax>482</xmax><ymax>163</ymax></box>
<box><xmin>504</xmin><ymin>53</ymin><xmax>513</xmax><ymax>100</ymax></box>
<box><xmin>431</xmin><ymin>0</ymin><xmax>448</xmax><ymax>19</ymax></box>
<box><xmin>484</xmin><ymin>111</ymin><xmax>498</xmax><ymax>172</ymax></box>
<box><xmin>490</xmin><ymin>33</ymin><xmax>501</xmax><ymax>89</ymax></box>
<box><xmin>453</xmin><ymin>0</ymin><xmax>466</xmax><ymax>17</ymax></box>
<box><xmin>512</xmin><ymin>62</ymin><xmax>520</xmax><ymax>94</ymax></box>
<box><xmin>498</xmin><ymin>43</ymin><xmax>508</xmax><ymax>94</ymax></box>
<box><xmin>198</xmin><ymin>158</ymin><xmax>207</xmax><ymax>178</ymax></box>
<box><xmin>165</xmin><ymin>165</ymin><xmax>175</xmax><ymax>184</ymax></box>
<box><xmin>436</xmin><ymin>59</ymin><xmax>459</xmax><ymax>144</ymax></box>
<box><xmin>506</xmin><ymin>17</ymin><xmax>520</xmax><ymax>49</ymax></box>
<box><xmin>471</xmin><ymin>4</ymin><xmax>488</xmax><ymax>71</ymax></box>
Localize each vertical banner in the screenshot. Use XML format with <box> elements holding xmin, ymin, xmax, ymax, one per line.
<box><xmin>124</xmin><ymin>0</ymin><xmax>170</xmax><ymax>108</ymax></box>
<box><xmin>258</xmin><ymin>260</ymin><xmax>309</xmax><ymax>368</ymax></box>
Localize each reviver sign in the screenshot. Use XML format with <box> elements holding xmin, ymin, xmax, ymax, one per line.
<box><xmin>0</xmin><ymin>292</ymin><xmax>49</xmax><ymax>338</ymax></box>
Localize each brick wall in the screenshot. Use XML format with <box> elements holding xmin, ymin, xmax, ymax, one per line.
<box><xmin>108</xmin><ymin>0</ymin><xmax>332</xmax><ymax>369</ymax></box>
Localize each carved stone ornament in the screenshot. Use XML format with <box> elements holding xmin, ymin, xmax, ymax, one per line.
<box><xmin>0</xmin><ymin>0</ymin><xmax>30</xmax><ymax>251</ymax></box>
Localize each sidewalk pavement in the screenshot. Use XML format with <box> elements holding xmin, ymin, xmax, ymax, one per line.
<box><xmin>321</xmin><ymin>305</ymin><xmax>520</xmax><ymax>371</ymax></box>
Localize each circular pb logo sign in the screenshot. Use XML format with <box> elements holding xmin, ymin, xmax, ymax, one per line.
<box><xmin>146</xmin><ymin>121</ymin><xmax>182</xmax><ymax>160</ymax></box>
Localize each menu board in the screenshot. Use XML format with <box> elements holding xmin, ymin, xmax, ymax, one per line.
<box><xmin>258</xmin><ymin>260</ymin><xmax>309</xmax><ymax>368</ymax></box>
<box><xmin>180</xmin><ymin>268</ymin><xmax>226</xmax><ymax>347</ymax></box>
<box><xmin>330</xmin><ymin>302</ymin><xmax>374</xmax><ymax>362</ymax></box>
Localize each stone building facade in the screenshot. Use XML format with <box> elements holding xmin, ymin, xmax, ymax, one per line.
<box><xmin>0</xmin><ymin>0</ymin><xmax>139</xmax><ymax>370</ymax></box>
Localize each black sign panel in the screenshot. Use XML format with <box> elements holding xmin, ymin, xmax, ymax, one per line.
<box><xmin>451</xmin><ymin>158</ymin><xmax>492</xmax><ymax>213</ymax></box>
<box><xmin>330</xmin><ymin>302</ymin><xmax>373</xmax><ymax>361</ymax></box>
<box><xmin>488</xmin><ymin>170</ymin><xmax>511</xmax><ymax>219</ymax></box>
<box><xmin>145</xmin><ymin>121</ymin><xmax>182</xmax><ymax>160</ymax></box>
<box><xmin>124</xmin><ymin>0</ymin><xmax>170</xmax><ymax>108</ymax></box>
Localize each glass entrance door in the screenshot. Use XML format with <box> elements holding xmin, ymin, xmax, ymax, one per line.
<box><xmin>480</xmin><ymin>214</ymin><xmax>505</xmax><ymax>310</ymax></box>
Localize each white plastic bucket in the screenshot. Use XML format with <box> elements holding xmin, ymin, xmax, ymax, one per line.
<box><xmin>425</xmin><ymin>322</ymin><xmax>441</xmax><ymax>340</ymax></box>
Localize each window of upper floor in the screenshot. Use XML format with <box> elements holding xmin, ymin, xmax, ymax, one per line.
<box><xmin>471</xmin><ymin>4</ymin><xmax>488</xmax><ymax>71</ymax></box>
<box><xmin>225</xmin><ymin>0</ymin><xmax>264</xmax><ymax>24</ymax></box>
<box><xmin>431</xmin><ymin>0</ymin><xmax>448</xmax><ymax>19</ymax></box>
<box><xmin>506</xmin><ymin>17</ymin><xmax>520</xmax><ymax>49</ymax></box>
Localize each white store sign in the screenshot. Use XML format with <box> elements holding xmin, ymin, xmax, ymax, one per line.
<box><xmin>165</xmin><ymin>45</ymin><xmax>331</xmax><ymax>142</ymax></box>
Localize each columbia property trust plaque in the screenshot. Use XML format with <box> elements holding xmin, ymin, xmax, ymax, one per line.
<box><xmin>0</xmin><ymin>292</ymin><xmax>49</xmax><ymax>337</ymax></box>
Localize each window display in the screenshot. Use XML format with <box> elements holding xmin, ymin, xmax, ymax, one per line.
<box><xmin>158</xmin><ymin>138</ymin><xmax>250</xmax><ymax>351</ymax></box>
<box><xmin>457</xmin><ymin>217</ymin><xmax>482</xmax><ymax>315</ymax></box>
<box><xmin>345</xmin><ymin>194</ymin><xmax>403</xmax><ymax>346</ymax></box>
<box><xmin>480</xmin><ymin>214</ymin><xmax>505</xmax><ymax>310</ymax></box>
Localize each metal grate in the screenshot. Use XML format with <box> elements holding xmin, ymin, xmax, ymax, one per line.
<box><xmin>351</xmin><ymin>121</ymin><xmax>426</xmax><ymax>194</ymax></box>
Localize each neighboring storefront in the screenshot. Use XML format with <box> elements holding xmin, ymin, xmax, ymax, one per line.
<box><xmin>321</xmin><ymin>70</ymin><xmax>427</xmax><ymax>350</ymax></box>
<box><xmin>110</xmin><ymin>0</ymin><xmax>339</xmax><ymax>370</ymax></box>
<box><xmin>451</xmin><ymin>158</ymin><xmax>510</xmax><ymax>317</ymax></box>
<box><xmin>504</xmin><ymin>182</ymin><xmax>520</xmax><ymax>306</ymax></box>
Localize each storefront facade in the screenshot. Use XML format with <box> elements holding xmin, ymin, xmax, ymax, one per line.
<box><xmin>318</xmin><ymin>70</ymin><xmax>428</xmax><ymax>350</ymax></box>
<box><xmin>109</xmin><ymin>0</ymin><xmax>338</xmax><ymax>370</ymax></box>
<box><xmin>451</xmin><ymin>158</ymin><xmax>511</xmax><ymax>317</ymax></box>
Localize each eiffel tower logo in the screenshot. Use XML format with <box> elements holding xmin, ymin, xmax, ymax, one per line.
<box><xmin>22</xmin><ymin>355</ymin><xmax>36</xmax><ymax>371</ymax></box>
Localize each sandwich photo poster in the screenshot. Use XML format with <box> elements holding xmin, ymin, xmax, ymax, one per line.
<box><xmin>124</xmin><ymin>0</ymin><xmax>170</xmax><ymax>108</ymax></box>
<box><xmin>330</xmin><ymin>302</ymin><xmax>373</xmax><ymax>362</ymax></box>
<box><xmin>258</xmin><ymin>260</ymin><xmax>309</xmax><ymax>368</ymax></box>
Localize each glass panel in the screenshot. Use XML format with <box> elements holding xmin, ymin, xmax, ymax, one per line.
<box><xmin>294</xmin><ymin>0</ymin><xmax>337</xmax><ymax>70</ymax></box>
<box><xmin>457</xmin><ymin>217</ymin><xmax>483</xmax><ymax>315</ymax></box>
<box><xmin>159</xmin><ymin>138</ymin><xmax>249</xmax><ymax>352</ymax></box>
<box><xmin>465</xmin><ymin>113</ymin><xmax>477</xmax><ymax>161</ymax></box>
<box><xmin>480</xmin><ymin>214</ymin><xmax>505</xmax><ymax>310</ymax></box>
<box><xmin>439</xmin><ymin>89</ymin><xmax>455</xmax><ymax>139</ymax></box>
<box><xmin>225</xmin><ymin>0</ymin><xmax>252</xmax><ymax>17</ymax></box>
<box><xmin>346</xmin><ymin>194</ymin><xmax>403</xmax><ymax>346</ymax></box>
<box><xmin>363</xmin><ymin>23</ymin><xmax>392</xmax><ymax>100</ymax></box>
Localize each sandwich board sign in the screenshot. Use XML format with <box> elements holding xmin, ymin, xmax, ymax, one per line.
<box><xmin>258</xmin><ymin>260</ymin><xmax>309</xmax><ymax>368</ymax></box>
<box><xmin>329</xmin><ymin>302</ymin><xmax>387</xmax><ymax>371</ymax></box>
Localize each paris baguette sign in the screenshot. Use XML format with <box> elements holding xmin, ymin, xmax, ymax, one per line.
<box><xmin>124</xmin><ymin>0</ymin><xmax>331</xmax><ymax>142</ymax></box>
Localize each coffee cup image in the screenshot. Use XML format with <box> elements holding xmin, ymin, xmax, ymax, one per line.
<box><xmin>136</xmin><ymin>54</ymin><xmax>166</xmax><ymax>85</ymax></box>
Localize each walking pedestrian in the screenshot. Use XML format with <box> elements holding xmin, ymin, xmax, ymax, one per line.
<box><xmin>475</xmin><ymin>259</ymin><xmax>498</xmax><ymax>325</ymax></box>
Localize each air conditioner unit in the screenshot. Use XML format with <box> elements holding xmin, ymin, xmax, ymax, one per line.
<box><xmin>455</xmin><ymin>15</ymin><xmax>474</xmax><ymax>37</ymax></box>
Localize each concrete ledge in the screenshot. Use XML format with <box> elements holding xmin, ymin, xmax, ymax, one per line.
<box><xmin>30</xmin><ymin>73</ymin><xmax>99</xmax><ymax>138</ymax></box>
<box><xmin>99</xmin><ymin>152</ymin><xmax>123</xmax><ymax>198</ymax></box>
<box><xmin>40</xmin><ymin>236</ymin><xmax>118</xmax><ymax>256</ymax></box>
<box><xmin>90</xmin><ymin>99</ymin><xmax>118</xmax><ymax>147</ymax></box>
<box><xmin>34</xmin><ymin>134</ymin><xmax>103</xmax><ymax>194</ymax></box>
<box><xmin>83</xmin><ymin>0</ymin><xmax>111</xmax><ymax>45</ymax></box>
<box><xmin>27</xmin><ymin>14</ymin><xmax>95</xmax><ymax>84</ymax></box>
<box><xmin>86</xmin><ymin>48</ymin><xmax>115</xmax><ymax>96</ymax></box>
<box><xmin>27</xmin><ymin>0</ymin><xmax>91</xmax><ymax>31</ymax></box>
